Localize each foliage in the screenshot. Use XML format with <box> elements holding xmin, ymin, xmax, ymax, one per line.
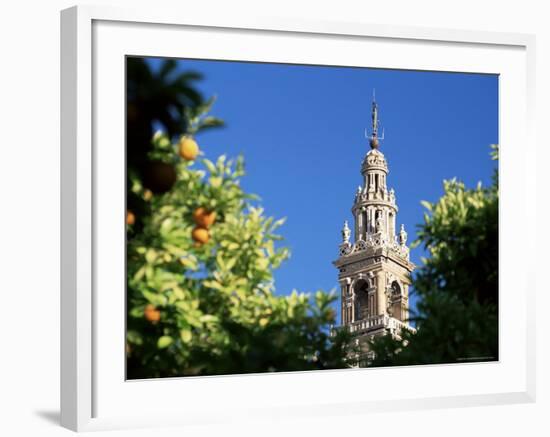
<box><xmin>126</xmin><ymin>110</ymin><xmax>354</xmax><ymax>379</ymax></box>
<box><xmin>126</xmin><ymin>58</ymin><xmax>224</xmax><ymax>233</ymax></box>
<box><xmin>368</xmin><ymin>146</ymin><xmax>499</xmax><ymax>366</ymax></box>
<box><xmin>127</xmin><ymin>57</ymin><xmax>207</xmax><ymax>149</ymax></box>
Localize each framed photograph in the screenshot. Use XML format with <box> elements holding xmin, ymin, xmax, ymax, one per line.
<box><xmin>61</xmin><ymin>5</ymin><xmax>536</xmax><ymax>432</ymax></box>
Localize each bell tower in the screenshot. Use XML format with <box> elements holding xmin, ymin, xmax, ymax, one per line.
<box><xmin>333</xmin><ymin>95</ymin><xmax>415</xmax><ymax>363</ymax></box>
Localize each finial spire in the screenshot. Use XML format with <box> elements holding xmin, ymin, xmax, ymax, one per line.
<box><xmin>366</xmin><ymin>90</ymin><xmax>384</xmax><ymax>149</ymax></box>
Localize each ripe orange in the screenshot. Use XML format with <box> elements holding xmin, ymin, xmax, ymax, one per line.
<box><xmin>192</xmin><ymin>207</ymin><xmax>216</xmax><ymax>228</ymax></box>
<box><xmin>126</xmin><ymin>210</ymin><xmax>136</xmax><ymax>225</ymax></box>
<box><xmin>179</xmin><ymin>137</ymin><xmax>199</xmax><ymax>161</ymax></box>
<box><xmin>143</xmin><ymin>160</ymin><xmax>177</xmax><ymax>194</ymax></box>
<box><xmin>191</xmin><ymin>227</ymin><xmax>210</xmax><ymax>245</ymax></box>
<box><xmin>144</xmin><ymin>304</ymin><xmax>161</xmax><ymax>323</ymax></box>
<box><xmin>143</xmin><ymin>189</ymin><xmax>153</xmax><ymax>201</ymax></box>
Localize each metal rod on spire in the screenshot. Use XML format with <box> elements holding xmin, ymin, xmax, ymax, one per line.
<box><xmin>365</xmin><ymin>90</ymin><xmax>384</xmax><ymax>149</ymax></box>
<box><xmin>372</xmin><ymin>99</ymin><xmax>379</xmax><ymax>137</ymax></box>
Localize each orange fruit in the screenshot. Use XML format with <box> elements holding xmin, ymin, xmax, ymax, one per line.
<box><xmin>191</xmin><ymin>227</ymin><xmax>210</xmax><ymax>245</ymax></box>
<box><xmin>143</xmin><ymin>160</ymin><xmax>177</xmax><ymax>194</ymax></box>
<box><xmin>126</xmin><ymin>210</ymin><xmax>136</xmax><ymax>226</ymax></box>
<box><xmin>192</xmin><ymin>207</ymin><xmax>216</xmax><ymax>228</ymax></box>
<box><xmin>144</xmin><ymin>304</ymin><xmax>161</xmax><ymax>323</ymax></box>
<box><xmin>179</xmin><ymin>137</ymin><xmax>199</xmax><ymax>161</ymax></box>
<box><xmin>143</xmin><ymin>189</ymin><xmax>153</xmax><ymax>201</ymax></box>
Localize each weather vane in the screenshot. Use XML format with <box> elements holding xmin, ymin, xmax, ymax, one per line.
<box><xmin>365</xmin><ymin>89</ymin><xmax>384</xmax><ymax>149</ymax></box>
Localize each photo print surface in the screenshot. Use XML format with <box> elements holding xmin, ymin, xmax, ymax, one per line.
<box><xmin>126</xmin><ymin>56</ymin><xmax>498</xmax><ymax>379</ymax></box>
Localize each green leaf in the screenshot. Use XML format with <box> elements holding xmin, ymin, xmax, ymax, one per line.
<box><xmin>127</xmin><ymin>330</ymin><xmax>143</xmax><ymax>345</ymax></box>
<box><xmin>209</xmin><ymin>176</ymin><xmax>222</xmax><ymax>188</ymax></box>
<box><xmin>142</xmin><ymin>290</ymin><xmax>167</xmax><ymax>307</ymax></box>
<box><xmin>420</xmin><ymin>200</ymin><xmax>432</xmax><ymax>212</ymax></box>
<box><xmin>179</xmin><ymin>256</ymin><xmax>198</xmax><ymax>270</ymax></box>
<box><xmin>157</xmin><ymin>336</ymin><xmax>173</xmax><ymax>349</ymax></box>
<box><xmin>203</xmin><ymin>280</ymin><xmax>224</xmax><ymax>291</ymax></box>
<box><xmin>145</xmin><ymin>249</ymin><xmax>157</xmax><ymax>264</ymax></box>
<box><xmin>200</xmin><ymin>116</ymin><xmax>224</xmax><ymax>130</ymax></box>
<box><xmin>180</xmin><ymin>329</ymin><xmax>192</xmax><ymax>343</ymax></box>
<box><xmin>203</xmin><ymin>159</ymin><xmax>217</xmax><ymax>174</ymax></box>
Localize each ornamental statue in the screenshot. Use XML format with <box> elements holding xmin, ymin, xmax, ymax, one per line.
<box><xmin>375</xmin><ymin>213</ymin><xmax>384</xmax><ymax>233</ymax></box>
<box><xmin>398</xmin><ymin>224</ymin><xmax>408</xmax><ymax>246</ymax></box>
<box><xmin>342</xmin><ymin>220</ymin><xmax>351</xmax><ymax>244</ymax></box>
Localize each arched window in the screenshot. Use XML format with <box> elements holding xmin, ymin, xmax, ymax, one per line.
<box><xmin>354</xmin><ymin>279</ymin><xmax>369</xmax><ymax>321</ymax></box>
<box><xmin>391</xmin><ymin>281</ymin><xmax>401</xmax><ymax>296</ymax></box>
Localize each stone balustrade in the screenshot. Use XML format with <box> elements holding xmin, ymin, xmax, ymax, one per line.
<box><xmin>334</xmin><ymin>314</ymin><xmax>416</xmax><ymax>336</ymax></box>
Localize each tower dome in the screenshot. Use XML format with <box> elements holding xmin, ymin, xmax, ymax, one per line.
<box><xmin>361</xmin><ymin>148</ymin><xmax>388</xmax><ymax>175</ymax></box>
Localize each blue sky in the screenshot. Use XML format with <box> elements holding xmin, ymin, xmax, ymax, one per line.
<box><xmin>146</xmin><ymin>57</ymin><xmax>498</xmax><ymax>322</ymax></box>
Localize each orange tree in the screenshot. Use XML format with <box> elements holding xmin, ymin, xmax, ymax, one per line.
<box><xmin>126</xmin><ymin>103</ymin><xmax>354</xmax><ymax>378</ymax></box>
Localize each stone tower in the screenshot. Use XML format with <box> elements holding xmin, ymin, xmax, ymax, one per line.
<box><xmin>333</xmin><ymin>97</ymin><xmax>415</xmax><ymax>363</ymax></box>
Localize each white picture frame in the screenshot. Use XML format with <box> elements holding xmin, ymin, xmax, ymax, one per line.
<box><xmin>60</xmin><ymin>5</ymin><xmax>536</xmax><ymax>432</ymax></box>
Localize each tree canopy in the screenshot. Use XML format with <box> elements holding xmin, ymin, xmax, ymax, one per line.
<box><xmin>126</xmin><ymin>59</ymin><xmax>354</xmax><ymax>378</ymax></box>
